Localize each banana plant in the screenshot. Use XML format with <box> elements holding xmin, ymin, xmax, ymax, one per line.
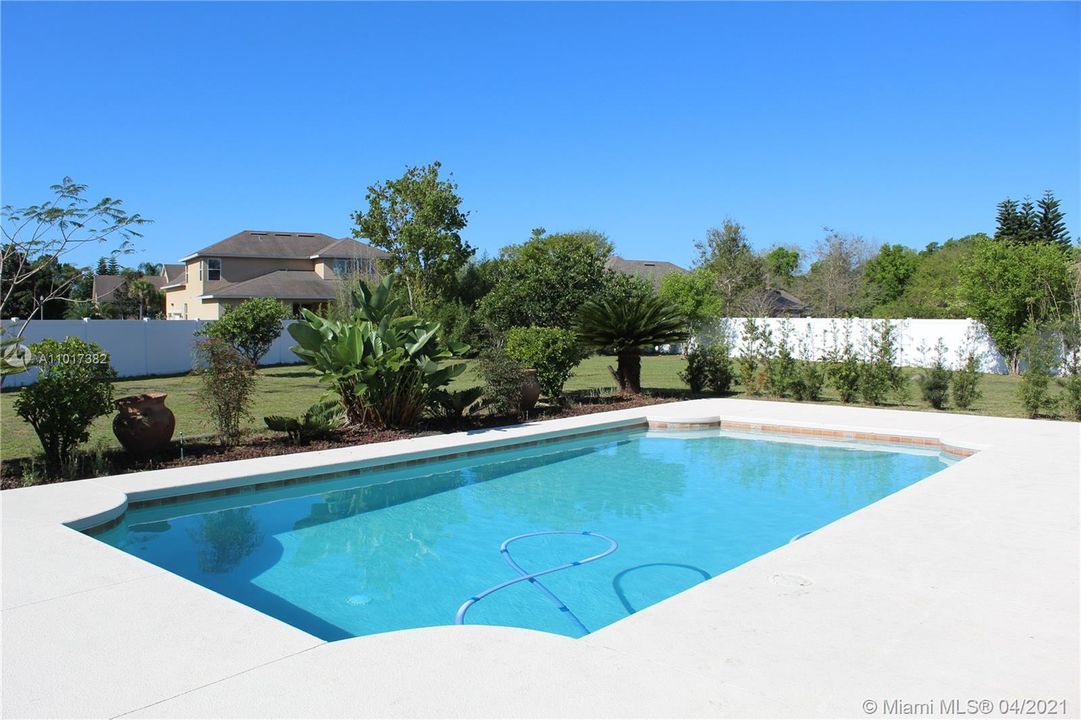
<box><xmin>288</xmin><ymin>275</ymin><xmax>469</xmax><ymax>428</ymax></box>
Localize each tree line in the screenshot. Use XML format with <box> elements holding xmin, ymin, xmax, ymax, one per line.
<box><xmin>3</xmin><ymin>168</ymin><xmax>1077</xmax><ymax>377</ymax></box>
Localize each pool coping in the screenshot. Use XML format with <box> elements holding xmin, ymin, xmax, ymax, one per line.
<box><xmin>2</xmin><ymin>398</ymin><xmax>1078</xmax><ymax>718</ymax></box>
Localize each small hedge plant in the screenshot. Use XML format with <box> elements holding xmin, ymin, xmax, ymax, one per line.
<box><xmin>859</xmin><ymin>320</ymin><xmax>907</xmax><ymax>406</ymax></box>
<box><xmin>504</xmin><ymin>326</ymin><xmax>584</xmax><ymax>401</ymax></box>
<box><xmin>825</xmin><ymin>322</ymin><xmax>862</xmax><ymax>404</ymax></box>
<box><xmin>918</xmin><ymin>340</ymin><xmax>952</xmax><ymax>410</ymax></box>
<box><xmin>680</xmin><ymin>341</ymin><xmax>734</xmax><ymax>394</ymax></box>
<box><xmin>952</xmin><ymin>337</ymin><xmax>984</xmax><ymax>410</ymax></box>
<box><xmin>736</xmin><ymin>319</ymin><xmax>772</xmax><ymax>396</ymax></box>
<box><xmin>478</xmin><ymin>347</ymin><xmax>524</xmax><ymax>417</ymax></box>
<box><xmin>13</xmin><ymin>337</ymin><xmax>117</xmax><ymax>477</ymax></box>
<box><xmin>1018</xmin><ymin>324</ymin><xmax>1059</xmax><ymax>418</ymax></box>
<box><xmin>194</xmin><ymin>337</ymin><xmax>257</xmax><ymax>445</ymax></box>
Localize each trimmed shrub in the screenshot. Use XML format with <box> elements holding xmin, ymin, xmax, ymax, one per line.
<box><xmin>195</xmin><ymin>338</ymin><xmax>257</xmax><ymax>445</ymax></box>
<box><xmin>13</xmin><ymin>337</ymin><xmax>116</xmax><ymax>476</ymax></box>
<box><xmin>793</xmin><ymin>360</ymin><xmax>825</xmax><ymax>401</ymax></box>
<box><xmin>478</xmin><ymin>347</ymin><xmax>524</xmax><ymax>418</ymax></box>
<box><xmin>825</xmin><ymin>322</ymin><xmax>861</xmax><ymax>403</ymax></box>
<box><xmin>766</xmin><ymin>322</ymin><xmax>799</xmax><ymax>398</ymax></box>
<box><xmin>859</xmin><ymin>320</ymin><xmax>906</xmax><ymax>406</ymax></box>
<box><xmin>918</xmin><ymin>340</ymin><xmax>952</xmax><ymax>410</ymax></box>
<box><xmin>952</xmin><ymin>334</ymin><xmax>983</xmax><ymax>410</ymax></box>
<box><xmin>504</xmin><ymin>326</ymin><xmax>584</xmax><ymax>401</ymax></box>
<box><xmin>737</xmin><ymin>319</ymin><xmax>773</xmax><ymax>396</ymax></box>
<box><xmin>681</xmin><ymin>341</ymin><xmax>735</xmax><ymax>394</ymax></box>
<box><xmin>199</xmin><ymin>297</ymin><xmax>287</xmax><ymax>365</ymax></box>
<box><xmin>1018</xmin><ymin>325</ymin><xmax>1059</xmax><ymax>418</ymax></box>
<box><xmin>791</xmin><ymin>330</ymin><xmax>824</xmax><ymax>402</ymax></box>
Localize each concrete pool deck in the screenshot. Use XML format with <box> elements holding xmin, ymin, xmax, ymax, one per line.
<box><xmin>1</xmin><ymin>398</ymin><xmax>1078</xmax><ymax>719</ymax></box>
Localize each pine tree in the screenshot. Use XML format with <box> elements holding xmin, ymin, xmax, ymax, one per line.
<box><xmin>995</xmin><ymin>199</ymin><xmax>1020</xmax><ymax>239</ymax></box>
<box><xmin>95</xmin><ymin>257</ymin><xmax>109</xmax><ymax>275</ymax></box>
<box><xmin>1037</xmin><ymin>190</ymin><xmax>1071</xmax><ymax>248</ymax></box>
<box><xmin>106</xmin><ymin>256</ymin><xmax>120</xmax><ymax>275</ymax></box>
<box><xmin>1017</xmin><ymin>198</ymin><xmax>1039</xmax><ymax>243</ymax></box>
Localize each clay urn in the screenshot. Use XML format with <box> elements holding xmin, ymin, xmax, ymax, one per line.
<box><xmin>113</xmin><ymin>393</ymin><xmax>176</xmax><ymax>456</ymax></box>
<box><xmin>520</xmin><ymin>369</ymin><xmax>542</xmax><ymax>412</ymax></box>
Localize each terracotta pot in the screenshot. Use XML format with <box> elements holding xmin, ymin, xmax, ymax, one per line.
<box><xmin>113</xmin><ymin>393</ymin><xmax>176</xmax><ymax>456</ymax></box>
<box><xmin>520</xmin><ymin>369</ymin><xmax>542</xmax><ymax>411</ymax></box>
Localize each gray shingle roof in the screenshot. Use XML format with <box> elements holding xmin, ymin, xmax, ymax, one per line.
<box><xmin>183</xmin><ymin>231</ymin><xmax>385</xmax><ymax>261</ymax></box>
<box><xmin>200</xmin><ymin>270</ymin><xmax>338</xmax><ymax>300</ymax></box>
<box><xmin>162</xmin><ymin>264</ymin><xmax>186</xmax><ymax>284</ymax></box>
<box><xmin>762</xmin><ymin>288</ymin><xmax>808</xmax><ymax>316</ymax></box>
<box><xmin>309</xmin><ymin>238</ymin><xmax>388</xmax><ymax>260</ymax></box>
<box><xmin>605</xmin><ymin>256</ymin><xmax>687</xmax><ymax>289</ymax></box>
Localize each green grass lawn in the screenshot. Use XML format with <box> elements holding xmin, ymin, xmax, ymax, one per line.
<box><xmin>0</xmin><ymin>355</ymin><xmax>1067</xmax><ymax>462</ymax></box>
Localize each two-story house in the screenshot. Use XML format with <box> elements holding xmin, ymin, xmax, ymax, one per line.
<box><xmin>163</xmin><ymin>230</ymin><xmax>388</xmax><ymax>320</ymax></box>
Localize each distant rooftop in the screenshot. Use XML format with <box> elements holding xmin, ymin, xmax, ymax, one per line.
<box><xmin>605</xmin><ymin>255</ymin><xmax>686</xmax><ymax>289</ymax></box>
<box><xmin>199</xmin><ymin>270</ymin><xmax>338</xmax><ymax>301</ymax></box>
<box><xmin>181</xmin><ymin>231</ymin><xmax>387</xmax><ymax>262</ymax></box>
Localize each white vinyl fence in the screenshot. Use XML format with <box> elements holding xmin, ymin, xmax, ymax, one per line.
<box><xmin>694</xmin><ymin>317</ymin><xmax>1008</xmax><ymax>373</ymax></box>
<box><xmin>1</xmin><ymin>319</ymin><xmax>302</xmax><ymax>387</ymax></box>
<box><xmin>2</xmin><ymin>316</ymin><xmax>1015</xmax><ymax>388</ymax></box>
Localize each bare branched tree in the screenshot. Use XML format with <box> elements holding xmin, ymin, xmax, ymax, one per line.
<box><xmin>1</xmin><ymin>178</ymin><xmax>148</xmax><ymax>381</ymax></box>
<box><xmin>798</xmin><ymin>229</ymin><xmax>871</xmax><ymax>317</ymax></box>
<box><xmin>2</xmin><ymin>177</ymin><xmax>149</xmax><ymax>327</ymax></box>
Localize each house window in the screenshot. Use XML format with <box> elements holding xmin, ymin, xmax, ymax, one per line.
<box><xmin>332</xmin><ymin>258</ymin><xmax>373</xmax><ymax>276</ymax></box>
<box><xmin>206</xmin><ymin>258</ymin><xmax>222</xmax><ymax>281</ymax></box>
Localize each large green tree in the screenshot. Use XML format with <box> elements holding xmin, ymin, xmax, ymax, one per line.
<box><xmin>864</xmin><ymin>243</ymin><xmax>920</xmax><ymax>308</ymax></box>
<box><xmin>658</xmin><ymin>267</ymin><xmax>723</xmax><ymax>334</ymax></box>
<box><xmin>762</xmin><ymin>246</ymin><xmax>800</xmax><ymax>288</ymax></box>
<box><xmin>479</xmin><ymin>228</ymin><xmax>612</xmax><ymax>332</ymax></box>
<box><xmin>351</xmin><ymin>162</ymin><xmax>472</xmax><ymax>311</ymax></box>
<box><xmin>873</xmin><ymin>235</ymin><xmax>981</xmax><ymax>318</ymax></box>
<box><xmin>694</xmin><ymin>219</ymin><xmax>764</xmax><ymax>313</ymax></box>
<box><xmin>959</xmin><ymin>236</ymin><xmax>1072</xmax><ymax>372</ymax></box>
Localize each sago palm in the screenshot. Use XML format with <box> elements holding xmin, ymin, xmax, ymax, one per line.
<box><xmin>574</xmin><ymin>294</ymin><xmax>687</xmax><ymax>394</ymax></box>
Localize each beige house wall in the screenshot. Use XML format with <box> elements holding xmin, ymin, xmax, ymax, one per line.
<box><xmin>164</xmin><ymin>258</ymin><xmax>209</xmax><ymax>320</ymax></box>
<box><xmin>164</xmin><ymin>284</ymin><xmax>222</xmax><ymax>321</ymax></box>
<box><xmin>165</xmin><ymin>257</ymin><xmax>320</xmax><ymax>320</ymax></box>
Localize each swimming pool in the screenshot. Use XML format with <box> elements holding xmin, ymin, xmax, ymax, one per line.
<box><xmin>90</xmin><ymin>427</ymin><xmax>953</xmax><ymax>640</ymax></box>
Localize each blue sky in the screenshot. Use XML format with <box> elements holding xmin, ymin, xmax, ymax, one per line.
<box><xmin>2</xmin><ymin>1</ymin><xmax>1078</xmax><ymax>270</ymax></box>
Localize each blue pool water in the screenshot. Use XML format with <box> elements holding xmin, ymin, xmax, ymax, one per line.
<box><xmin>91</xmin><ymin>429</ymin><xmax>951</xmax><ymax>640</ymax></box>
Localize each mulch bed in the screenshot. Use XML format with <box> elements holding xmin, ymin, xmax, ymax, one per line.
<box><xmin>1</xmin><ymin>393</ymin><xmax>675</xmax><ymax>490</ymax></box>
